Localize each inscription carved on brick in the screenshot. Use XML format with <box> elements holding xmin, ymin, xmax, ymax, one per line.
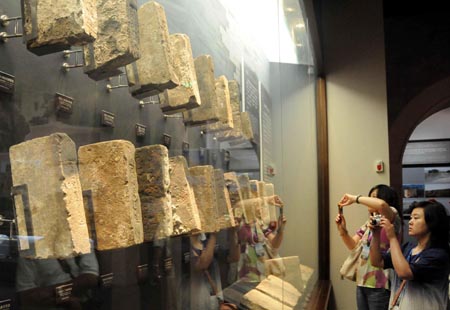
<box><xmin>169</xmin><ymin>156</ymin><xmax>201</xmax><ymax>235</ymax></box>
<box><xmin>159</xmin><ymin>34</ymin><xmax>201</xmax><ymax>114</ymax></box>
<box><xmin>188</xmin><ymin>165</ymin><xmax>218</xmax><ymax>233</ymax></box>
<box><xmin>21</xmin><ymin>0</ymin><xmax>97</xmax><ymax>55</ymax></box>
<box><xmin>78</xmin><ymin>140</ymin><xmax>143</xmax><ymax>250</ymax></box>
<box><xmin>183</xmin><ymin>55</ymin><xmax>221</xmax><ymax>126</ymax></box>
<box><xmin>126</xmin><ymin>1</ymin><xmax>179</xmax><ymax>99</ymax></box>
<box><xmin>135</xmin><ymin>145</ymin><xmax>173</xmax><ymax>241</ymax></box>
<box><xmin>10</xmin><ymin>133</ymin><xmax>90</xmax><ymax>258</ymax></box>
<box><xmin>214</xmin><ymin>169</ymin><xmax>235</xmax><ymax>229</ymax></box>
<box><xmin>83</xmin><ymin>0</ymin><xmax>140</xmax><ymax>81</ymax></box>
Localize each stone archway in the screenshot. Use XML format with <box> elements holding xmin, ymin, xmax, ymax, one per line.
<box><xmin>389</xmin><ymin>76</ymin><xmax>450</xmax><ymax>195</ymax></box>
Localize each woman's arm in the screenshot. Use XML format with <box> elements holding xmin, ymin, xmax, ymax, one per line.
<box><xmin>192</xmin><ymin>233</ymin><xmax>217</xmax><ymax>271</ymax></box>
<box><xmin>379</xmin><ymin>217</ymin><xmax>414</xmax><ymax>280</ymax></box>
<box><xmin>335</xmin><ymin>213</ymin><xmax>361</xmax><ymax>250</ymax></box>
<box><xmin>267</xmin><ymin>215</ymin><xmax>286</xmax><ymax>249</ymax></box>
<box><xmin>227</xmin><ymin>227</ymin><xmax>240</xmax><ymax>263</ymax></box>
<box><xmin>339</xmin><ymin>194</ymin><xmax>395</xmax><ymax>222</ymax></box>
<box><xmin>369</xmin><ymin>224</ymin><xmax>384</xmax><ymax>267</ymax></box>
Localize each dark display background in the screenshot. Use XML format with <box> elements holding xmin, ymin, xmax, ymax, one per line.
<box><xmin>0</xmin><ymin>0</ymin><xmax>275</xmax><ymax>308</ymax></box>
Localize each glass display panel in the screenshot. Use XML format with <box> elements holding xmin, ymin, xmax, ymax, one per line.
<box><xmin>0</xmin><ymin>0</ymin><xmax>317</xmax><ymax>309</ymax></box>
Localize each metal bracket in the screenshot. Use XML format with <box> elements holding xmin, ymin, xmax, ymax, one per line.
<box><xmin>0</xmin><ymin>214</ymin><xmax>16</xmax><ymax>240</ymax></box>
<box><xmin>106</xmin><ymin>73</ymin><xmax>128</xmax><ymax>92</ymax></box>
<box><xmin>11</xmin><ymin>184</ymin><xmax>35</xmax><ymax>256</ymax></box>
<box><xmin>0</xmin><ymin>15</ymin><xmax>23</xmax><ymax>43</ymax></box>
<box><xmin>164</xmin><ymin>113</ymin><xmax>183</xmax><ymax>119</ymax></box>
<box><xmin>139</xmin><ymin>95</ymin><xmax>160</xmax><ymax>108</ymax></box>
<box><xmin>61</xmin><ymin>49</ymin><xmax>84</xmax><ymax>72</ymax></box>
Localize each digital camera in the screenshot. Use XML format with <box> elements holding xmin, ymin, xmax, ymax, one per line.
<box><xmin>371</xmin><ymin>214</ymin><xmax>382</xmax><ymax>226</ymax></box>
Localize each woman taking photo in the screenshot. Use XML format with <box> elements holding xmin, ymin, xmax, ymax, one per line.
<box><xmin>370</xmin><ymin>200</ymin><xmax>450</xmax><ymax>310</ymax></box>
<box><xmin>336</xmin><ymin>184</ymin><xmax>402</xmax><ymax>310</ymax></box>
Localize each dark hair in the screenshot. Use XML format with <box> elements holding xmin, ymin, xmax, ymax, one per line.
<box><xmin>408</xmin><ymin>200</ymin><xmax>450</xmax><ymax>252</ymax></box>
<box><xmin>368</xmin><ymin>184</ymin><xmax>402</xmax><ymax>218</ymax></box>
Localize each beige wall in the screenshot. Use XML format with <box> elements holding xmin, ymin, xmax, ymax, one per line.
<box><xmin>271</xmin><ymin>63</ymin><xmax>319</xmax><ymax>272</ymax></box>
<box><xmin>322</xmin><ymin>0</ymin><xmax>390</xmax><ymax>309</ymax></box>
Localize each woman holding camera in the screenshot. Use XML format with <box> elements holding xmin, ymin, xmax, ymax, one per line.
<box><xmin>369</xmin><ymin>200</ymin><xmax>449</xmax><ymax>310</ymax></box>
<box><xmin>336</xmin><ymin>184</ymin><xmax>402</xmax><ymax>310</ymax></box>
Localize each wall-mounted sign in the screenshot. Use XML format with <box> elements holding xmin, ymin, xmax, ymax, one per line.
<box><xmin>162</xmin><ymin>133</ymin><xmax>171</xmax><ymax>148</ymax></box>
<box><xmin>100</xmin><ymin>273</ymin><xmax>114</xmax><ymax>288</ymax></box>
<box><xmin>403</xmin><ymin>140</ymin><xmax>450</xmax><ymax>166</ymax></box>
<box><xmin>182</xmin><ymin>141</ymin><xmax>189</xmax><ymax>153</ymax></box>
<box><xmin>137</xmin><ymin>264</ymin><xmax>148</xmax><ymax>284</ymax></box>
<box><xmin>0</xmin><ymin>299</ymin><xmax>12</xmax><ymax>310</ymax></box>
<box><xmin>101</xmin><ymin>110</ymin><xmax>115</xmax><ymax>127</ymax></box>
<box><xmin>0</xmin><ymin>71</ymin><xmax>15</xmax><ymax>94</ymax></box>
<box><xmin>55</xmin><ymin>93</ymin><xmax>74</xmax><ymax>115</ymax></box>
<box><xmin>135</xmin><ymin>123</ymin><xmax>146</xmax><ymax>137</ymax></box>
<box><xmin>55</xmin><ymin>283</ymin><xmax>73</xmax><ymax>304</ymax></box>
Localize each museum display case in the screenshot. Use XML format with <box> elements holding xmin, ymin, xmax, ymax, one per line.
<box><xmin>0</xmin><ymin>0</ymin><xmax>318</xmax><ymax>309</ymax></box>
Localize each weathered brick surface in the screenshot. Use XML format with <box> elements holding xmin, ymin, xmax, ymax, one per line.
<box><xmin>240</xmin><ymin>112</ymin><xmax>254</xmax><ymax>141</ymax></box>
<box><xmin>228</xmin><ymin>80</ymin><xmax>240</xmax><ymax>113</ymax></box>
<box><xmin>203</xmin><ymin>76</ymin><xmax>234</xmax><ymax>132</ymax></box>
<box><xmin>249</xmin><ymin>180</ymin><xmax>263</xmax><ymax>220</ymax></box>
<box><xmin>10</xmin><ymin>133</ymin><xmax>91</xmax><ymax>259</ymax></box>
<box><xmin>237</xmin><ymin>174</ymin><xmax>254</xmax><ymax>223</ymax></box>
<box><xmin>263</xmin><ymin>183</ymin><xmax>277</xmax><ymax>223</ymax></box>
<box><xmin>83</xmin><ymin>0</ymin><xmax>140</xmax><ymax>81</ymax></box>
<box><xmin>183</xmin><ymin>55</ymin><xmax>220</xmax><ymax>126</ymax></box>
<box><xmin>169</xmin><ymin>156</ymin><xmax>201</xmax><ymax>235</ymax></box>
<box><xmin>135</xmin><ymin>145</ymin><xmax>173</xmax><ymax>241</ymax></box>
<box><xmin>22</xmin><ymin>0</ymin><xmax>97</xmax><ymax>55</ymax></box>
<box><xmin>238</xmin><ymin>174</ymin><xmax>250</xmax><ymax>200</ymax></box>
<box><xmin>78</xmin><ymin>140</ymin><xmax>143</xmax><ymax>250</ymax></box>
<box><xmin>216</xmin><ymin>111</ymin><xmax>253</xmax><ymax>142</ymax></box>
<box><xmin>214</xmin><ymin>169</ymin><xmax>235</xmax><ymax>230</ymax></box>
<box><xmin>224</xmin><ymin>172</ymin><xmax>244</xmax><ymax>220</ymax></box>
<box><xmin>257</xmin><ymin>181</ymin><xmax>271</xmax><ymax>225</ymax></box>
<box><xmin>215</xmin><ymin>80</ymin><xmax>253</xmax><ymax>142</ymax></box>
<box><xmin>126</xmin><ymin>1</ymin><xmax>178</xmax><ymax>99</ymax></box>
<box><xmin>159</xmin><ymin>34</ymin><xmax>201</xmax><ymax>114</ymax></box>
<box><xmin>188</xmin><ymin>165</ymin><xmax>218</xmax><ymax>232</ymax></box>
<box><xmin>216</xmin><ymin>112</ymin><xmax>242</xmax><ymax>141</ymax></box>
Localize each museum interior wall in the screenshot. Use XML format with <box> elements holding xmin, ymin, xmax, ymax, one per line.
<box><xmin>0</xmin><ymin>0</ymin><xmax>320</xmax><ymax>309</ymax></box>
<box><xmin>320</xmin><ymin>0</ymin><xmax>390</xmax><ymax>309</ymax></box>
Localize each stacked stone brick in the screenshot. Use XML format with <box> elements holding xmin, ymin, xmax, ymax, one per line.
<box><xmin>78</xmin><ymin>140</ymin><xmax>143</xmax><ymax>250</ymax></box>
<box><xmin>10</xmin><ymin>133</ymin><xmax>91</xmax><ymax>258</ymax></box>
